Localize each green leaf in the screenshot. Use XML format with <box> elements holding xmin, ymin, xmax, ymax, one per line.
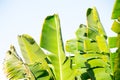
<box><xmin>75</xmin><ymin>24</ymin><xmax>87</xmax><ymax>40</ymax></box>
<box><xmin>65</xmin><ymin>39</ymin><xmax>78</xmax><ymax>52</ymax></box>
<box><xmin>40</xmin><ymin>14</ymin><xmax>76</xmax><ymax>80</ymax></box>
<box><xmin>108</xmin><ymin>37</ymin><xmax>117</xmax><ymax>48</ymax></box>
<box><xmin>48</xmin><ymin>53</ymin><xmax>76</xmax><ymax>80</ymax></box>
<box><xmin>86</xmin><ymin>57</ymin><xmax>112</xmax><ymax>80</ymax></box>
<box><xmin>111</xmin><ymin>20</ymin><xmax>120</xmax><ymax>33</ymax></box>
<box><xmin>87</xmin><ymin>59</ymin><xmax>108</xmax><ymax>68</ymax></box>
<box><xmin>65</xmin><ymin>39</ymin><xmax>84</xmax><ymax>53</ymax></box>
<box><xmin>18</xmin><ymin>34</ymin><xmax>46</xmax><ymax>64</ymax></box>
<box><xmin>110</xmin><ymin>52</ymin><xmax>117</xmax><ymax>73</ymax></box>
<box><xmin>84</xmin><ymin>39</ymin><xmax>99</xmax><ymax>52</ymax></box>
<box><xmin>113</xmin><ymin>49</ymin><xmax>120</xmax><ymax>80</ymax></box>
<box><xmin>88</xmin><ymin>68</ymin><xmax>112</xmax><ymax>80</ymax></box>
<box><xmin>29</xmin><ymin>62</ymin><xmax>51</xmax><ymax>80</ymax></box>
<box><xmin>87</xmin><ymin>7</ymin><xmax>106</xmax><ymax>40</ymax></box>
<box><xmin>40</xmin><ymin>14</ymin><xmax>65</xmax><ymax>56</ymax></box>
<box><xmin>96</xmin><ymin>36</ymin><xmax>110</xmax><ymax>53</ymax></box>
<box><xmin>111</xmin><ymin>0</ymin><xmax>120</xmax><ymax>19</ymax></box>
<box><xmin>18</xmin><ymin>34</ymin><xmax>53</xmax><ymax>78</ymax></box>
<box><xmin>3</xmin><ymin>45</ymin><xmax>35</xmax><ymax>80</ymax></box>
<box><xmin>113</xmin><ymin>34</ymin><xmax>120</xmax><ymax>80</ymax></box>
<box><xmin>75</xmin><ymin>52</ymin><xmax>86</xmax><ymax>68</ymax></box>
<box><xmin>66</xmin><ymin>24</ymin><xmax>87</xmax><ymax>52</ymax></box>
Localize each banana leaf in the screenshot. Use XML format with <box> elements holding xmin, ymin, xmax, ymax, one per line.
<box><xmin>65</xmin><ymin>39</ymin><xmax>78</xmax><ymax>53</ymax></box>
<box><xmin>111</xmin><ymin>20</ymin><xmax>120</xmax><ymax>33</ymax></box>
<box><xmin>66</xmin><ymin>24</ymin><xmax>87</xmax><ymax>53</ymax></box>
<box><xmin>40</xmin><ymin>14</ymin><xmax>76</xmax><ymax>80</ymax></box>
<box><xmin>96</xmin><ymin>35</ymin><xmax>109</xmax><ymax>53</ymax></box>
<box><xmin>18</xmin><ymin>34</ymin><xmax>46</xmax><ymax>64</ymax></box>
<box><xmin>3</xmin><ymin>45</ymin><xmax>35</xmax><ymax>80</ymax></box>
<box><xmin>112</xmin><ymin>34</ymin><xmax>120</xmax><ymax>80</ymax></box>
<box><xmin>29</xmin><ymin>62</ymin><xmax>51</xmax><ymax>80</ymax></box>
<box><xmin>75</xmin><ymin>24</ymin><xmax>87</xmax><ymax>40</ymax></box>
<box><xmin>88</xmin><ymin>68</ymin><xmax>112</xmax><ymax>80</ymax></box>
<box><xmin>65</xmin><ymin>39</ymin><xmax>84</xmax><ymax>53</ymax></box>
<box><xmin>18</xmin><ymin>34</ymin><xmax>53</xmax><ymax>78</ymax></box>
<box><xmin>87</xmin><ymin>7</ymin><xmax>106</xmax><ymax>40</ymax></box>
<box><xmin>111</xmin><ymin>0</ymin><xmax>120</xmax><ymax>79</ymax></box>
<box><xmin>65</xmin><ymin>7</ymin><xmax>112</xmax><ymax>79</ymax></box>
<box><xmin>108</xmin><ymin>37</ymin><xmax>117</xmax><ymax>48</ymax></box>
<box><xmin>113</xmin><ymin>49</ymin><xmax>120</xmax><ymax>80</ymax></box>
<box><xmin>84</xmin><ymin>39</ymin><xmax>99</xmax><ymax>52</ymax></box>
<box><xmin>86</xmin><ymin>55</ymin><xmax>112</xmax><ymax>80</ymax></box>
<box><xmin>111</xmin><ymin>0</ymin><xmax>120</xmax><ymax>19</ymax></box>
<box><xmin>110</xmin><ymin>52</ymin><xmax>117</xmax><ymax>74</ymax></box>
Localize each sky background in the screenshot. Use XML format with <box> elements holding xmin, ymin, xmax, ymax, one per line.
<box><xmin>0</xmin><ymin>0</ymin><xmax>115</xmax><ymax>79</ymax></box>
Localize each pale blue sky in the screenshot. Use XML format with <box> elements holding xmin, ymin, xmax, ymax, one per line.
<box><xmin>0</xmin><ymin>0</ymin><xmax>114</xmax><ymax>79</ymax></box>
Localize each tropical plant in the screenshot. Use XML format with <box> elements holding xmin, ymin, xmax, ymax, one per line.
<box><xmin>109</xmin><ymin>0</ymin><xmax>120</xmax><ymax>80</ymax></box>
<box><xmin>3</xmin><ymin>0</ymin><xmax>120</xmax><ymax>80</ymax></box>
<box><xmin>66</xmin><ymin>7</ymin><xmax>112</xmax><ymax>80</ymax></box>
<box><xmin>4</xmin><ymin>14</ymin><xmax>78</xmax><ymax>80</ymax></box>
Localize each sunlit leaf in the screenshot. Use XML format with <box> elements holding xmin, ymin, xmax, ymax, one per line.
<box><xmin>113</xmin><ymin>34</ymin><xmax>120</xmax><ymax>80</ymax></box>
<box><xmin>65</xmin><ymin>39</ymin><xmax>84</xmax><ymax>53</ymax></box>
<box><xmin>40</xmin><ymin>14</ymin><xmax>76</xmax><ymax>80</ymax></box>
<box><xmin>29</xmin><ymin>62</ymin><xmax>51</xmax><ymax>80</ymax></box>
<box><xmin>18</xmin><ymin>34</ymin><xmax>53</xmax><ymax>78</ymax></box>
<box><xmin>75</xmin><ymin>24</ymin><xmax>87</xmax><ymax>40</ymax></box>
<box><xmin>18</xmin><ymin>34</ymin><xmax>46</xmax><ymax>64</ymax></box>
<box><xmin>110</xmin><ymin>52</ymin><xmax>117</xmax><ymax>73</ymax></box>
<box><xmin>111</xmin><ymin>20</ymin><xmax>120</xmax><ymax>33</ymax></box>
<box><xmin>108</xmin><ymin>37</ymin><xmax>117</xmax><ymax>48</ymax></box>
<box><xmin>88</xmin><ymin>68</ymin><xmax>112</xmax><ymax>80</ymax></box>
<box><xmin>4</xmin><ymin>45</ymin><xmax>35</xmax><ymax>80</ymax></box>
<box><xmin>111</xmin><ymin>0</ymin><xmax>120</xmax><ymax>19</ymax></box>
<box><xmin>96</xmin><ymin>36</ymin><xmax>109</xmax><ymax>53</ymax></box>
<box><xmin>75</xmin><ymin>52</ymin><xmax>86</xmax><ymax>68</ymax></box>
<box><xmin>66</xmin><ymin>39</ymin><xmax>78</xmax><ymax>53</ymax></box>
<box><xmin>84</xmin><ymin>39</ymin><xmax>99</xmax><ymax>52</ymax></box>
<box><xmin>87</xmin><ymin>7</ymin><xmax>106</xmax><ymax>40</ymax></box>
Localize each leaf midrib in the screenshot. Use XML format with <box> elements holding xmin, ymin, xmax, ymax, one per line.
<box><xmin>55</xmin><ymin>15</ymin><xmax>63</xmax><ymax>80</ymax></box>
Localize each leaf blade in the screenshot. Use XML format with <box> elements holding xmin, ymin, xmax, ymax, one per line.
<box><xmin>40</xmin><ymin>14</ymin><xmax>76</xmax><ymax>80</ymax></box>
<box><xmin>3</xmin><ymin>46</ymin><xmax>35</xmax><ymax>80</ymax></box>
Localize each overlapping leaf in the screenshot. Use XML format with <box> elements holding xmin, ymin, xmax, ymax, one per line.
<box><xmin>3</xmin><ymin>45</ymin><xmax>35</xmax><ymax>80</ymax></box>
<box><xmin>18</xmin><ymin>34</ymin><xmax>53</xmax><ymax>78</ymax></box>
<box><xmin>29</xmin><ymin>62</ymin><xmax>51</xmax><ymax>80</ymax></box>
<box><xmin>40</xmin><ymin>14</ymin><xmax>76</xmax><ymax>80</ymax></box>
<box><xmin>87</xmin><ymin>7</ymin><xmax>106</xmax><ymax>40</ymax></box>
<box><xmin>111</xmin><ymin>0</ymin><xmax>120</xmax><ymax>19</ymax></box>
<box><xmin>65</xmin><ymin>7</ymin><xmax>112</xmax><ymax>80</ymax></box>
<box><xmin>111</xmin><ymin>0</ymin><xmax>120</xmax><ymax>79</ymax></box>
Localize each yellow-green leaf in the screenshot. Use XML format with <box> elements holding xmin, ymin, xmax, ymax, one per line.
<box><xmin>4</xmin><ymin>46</ymin><xmax>35</xmax><ymax>80</ymax></box>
